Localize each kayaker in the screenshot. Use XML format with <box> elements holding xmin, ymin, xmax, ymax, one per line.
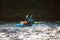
<box><xmin>26</xmin><ymin>15</ymin><xmax>34</xmax><ymax>26</ymax></box>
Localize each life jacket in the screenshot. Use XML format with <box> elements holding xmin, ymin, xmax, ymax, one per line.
<box><xmin>20</xmin><ymin>21</ymin><xmax>28</xmax><ymax>25</ymax></box>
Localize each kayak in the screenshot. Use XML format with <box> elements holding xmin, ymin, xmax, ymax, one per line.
<box><xmin>16</xmin><ymin>21</ymin><xmax>43</xmax><ymax>27</ymax></box>
<box><xmin>16</xmin><ymin>21</ymin><xmax>30</xmax><ymax>27</ymax></box>
<box><xmin>16</xmin><ymin>23</ymin><xmax>24</xmax><ymax>27</ymax></box>
<box><xmin>34</xmin><ymin>21</ymin><xmax>43</xmax><ymax>24</ymax></box>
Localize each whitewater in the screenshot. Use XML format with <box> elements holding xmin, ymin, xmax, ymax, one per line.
<box><xmin>0</xmin><ymin>22</ymin><xmax>60</xmax><ymax>40</ymax></box>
